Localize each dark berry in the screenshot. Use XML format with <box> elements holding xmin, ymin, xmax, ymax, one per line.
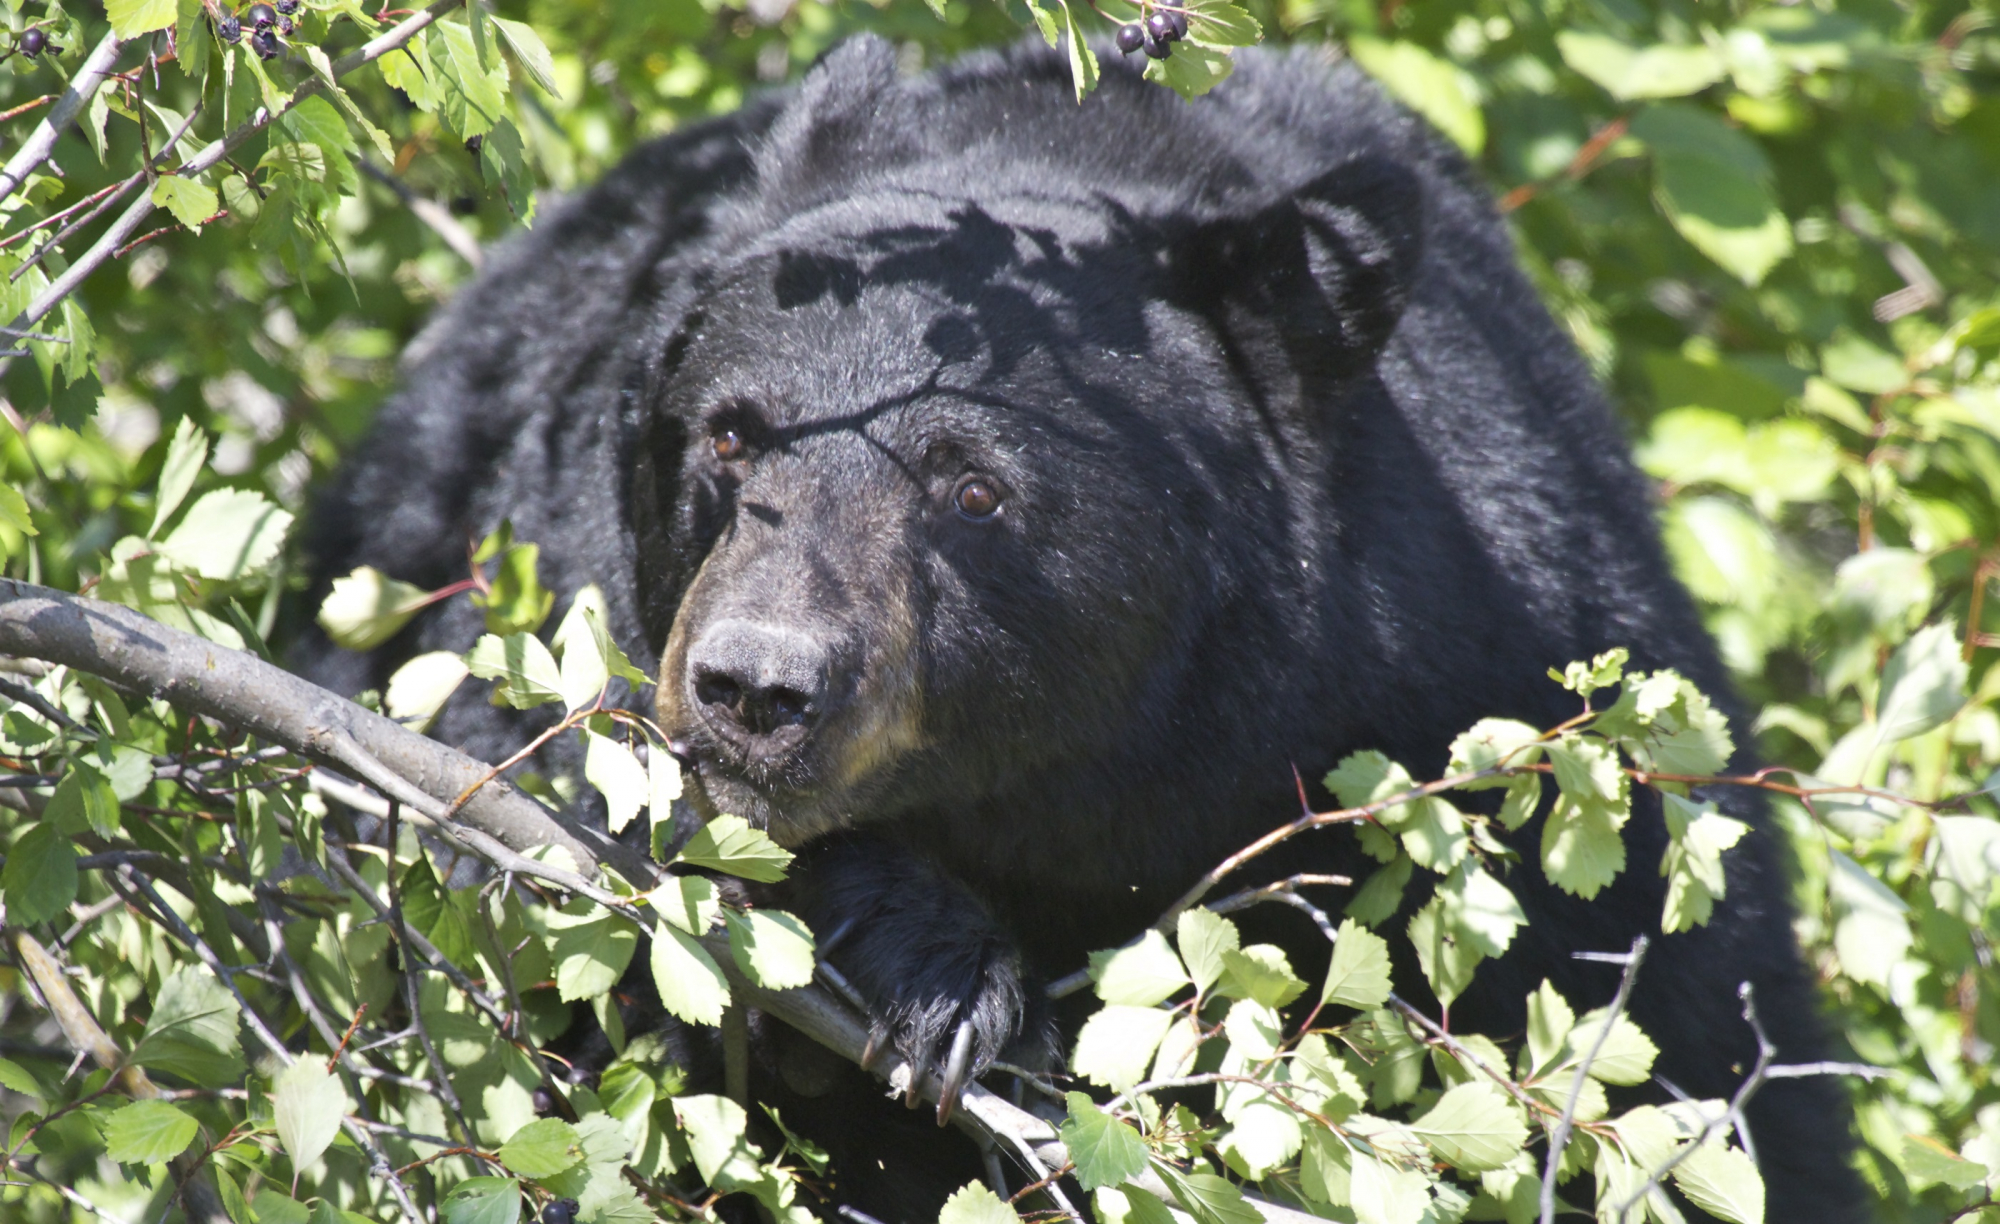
<box><xmin>1143</xmin><ymin>31</ymin><xmax>1172</xmax><ymax>59</ymax></box>
<box><xmin>247</xmin><ymin>3</ymin><xmax>276</xmax><ymax>28</ymax></box>
<box><xmin>1144</xmin><ymin>12</ymin><xmax>1176</xmax><ymax>42</ymax></box>
<box><xmin>541</xmin><ymin>1200</ymin><xmax>580</xmax><ymax>1224</ymax></box>
<box><xmin>18</xmin><ymin>28</ymin><xmax>46</xmax><ymax>56</ymax></box>
<box><xmin>249</xmin><ymin>27</ymin><xmax>279</xmax><ymax>58</ymax></box>
<box><xmin>217</xmin><ymin>14</ymin><xmax>241</xmax><ymax>42</ymax></box>
<box><xmin>275</xmin><ymin>0</ymin><xmax>299</xmax><ymax>12</ymax></box>
<box><xmin>276</xmin><ymin>14</ymin><xmax>293</xmax><ymax>34</ymax></box>
<box><xmin>1165</xmin><ymin>8</ymin><xmax>1189</xmax><ymax>39</ymax></box>
<box><xmin>531</xmin><ymin>1086</ymin><xmax>556</xmax><ymax>1115</ymax></box>
<box><xmin>464</xmin><ymin>135</ymin><xmax>483</xmax><ymax>155</ymax></box>
<box><xmin>1115</xmin><ymin>22</ymin><xmax>1144</xmax><ymax>54</ymax></box>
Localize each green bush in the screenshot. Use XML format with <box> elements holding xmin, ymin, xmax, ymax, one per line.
<box><xmin>0</xmin><ymin>0</ymin><xmax>1995</xmax><ymax>1221</ymax></box>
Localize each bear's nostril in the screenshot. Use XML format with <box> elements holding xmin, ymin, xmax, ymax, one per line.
<box><xmin>766</xmin><ymin>687</ymin><xmax>812</xmax><ymax>727</ymax></box>
<box><xmin>694</xmin><ymin>669</ymin><xmax>743</xmax><ymax>713</ymax></box>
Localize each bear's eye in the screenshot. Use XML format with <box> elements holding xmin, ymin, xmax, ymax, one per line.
<box><xmin>712</xmin><ymin>429</ymin><xmax>746</xmax><ymax>462</ymax></box>
<box><xmin>953</xmin><ymin>477</ymin><xmax>1002</xmax><ymax>520</ymax></box>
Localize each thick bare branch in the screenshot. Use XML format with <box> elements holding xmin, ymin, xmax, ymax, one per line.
<box><xmin>0</xmin><ymin>31</ymin><xmax>126</xmax><ymax>204</ymax></box>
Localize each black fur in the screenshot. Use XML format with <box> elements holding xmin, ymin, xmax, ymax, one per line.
<box><xmin>297</xmin><ymin>37</ymin><xmax>1863</xmax><ymax>1222</ymax></box>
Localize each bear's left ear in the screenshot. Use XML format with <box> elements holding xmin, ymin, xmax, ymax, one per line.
<box><xmin>1173</xmin><ymin>154</ymin><xmax>1425</xmax><ymax>383</ymax></box>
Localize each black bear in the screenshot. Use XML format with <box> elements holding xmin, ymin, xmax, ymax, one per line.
<box><xmin>298</xmin><ymin>35</ymin><xmax>1862</xmax><ymax>1222</ymax></box>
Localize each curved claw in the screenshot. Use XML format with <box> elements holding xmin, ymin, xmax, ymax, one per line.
<box><xmin>935</xmin><ymin>1018</ymin><xmax>977</xmax><ymax>1127</ymax></box>
<box><xmin>862</xmin><ymin>1018</ymin><xmax>892</xmax><ymax>1073</ymax></box>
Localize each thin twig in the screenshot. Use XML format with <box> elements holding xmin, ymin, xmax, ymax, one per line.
<box><xmin>1541</xmin><ymin>937</ymin><xmax>1649</xmax><ymax>1224</ymax></box>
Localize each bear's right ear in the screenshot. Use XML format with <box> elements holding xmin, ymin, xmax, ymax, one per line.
<box><xmin>1174</xmin><ymin>154</ymin><xmax>1425</xmax><ymax>385</ymax></box>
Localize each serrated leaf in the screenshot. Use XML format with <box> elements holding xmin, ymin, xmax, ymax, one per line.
<box><xmin>1186</xmin><ymin>0</ymin><xmax>1261</xmax><ymax>48</ymax></box>
<box><xmin>1143</xmin><ymin>39</ymin><xmax>1235</xmax><ymax>101</ymax></box>
<box><xmin>1411</xmin><ymin>1081</ymin><xmax>1526</xmax><ymax>1173</ymax></box>
<box><xmin>1348</xmin><ymin>1150</ymin><xmax>1429</xmax><ymax>1224</ymax></box>
<box><xmin>1875</xmin><ymin>623</ymin><xmax>1968</xmax><ymax>744</ymax></box>
<box><xmin>650</xmin><ymin>874</ymin><xmax>721</xmax><ymax>936</ymax></box>
<box><xmin>429</xmin><ymin>18</ymin><xmax>509</xmax><ymax>139</ymax></box>
<box><xmin>0</xmin><ymin>1057</ymin><xmax>44</xmax><ymax>1104</ymax></box>
<box><xmin>1022</xmin><ymin>0</ymin><xmax>1059</xmax><ymax>46</ymax></box>
<box><xmin>1439</xmin><ymin>863</ymin><xmax>1526</xmax><ymax>958</ymax></box>
<box><xmin>465</xmin><ymin>632</ymin><xmax>566</xmax><ymax>709</ymax></box>
<box><xmin>1671</xmin><ymin>1141</ymin><xmax>1764</xmax><ymax>1224</ymax></box>
<box><xmin>1153</xmin><ymin>1161</ymin><xmax>1264</xmax><ymax>1224</ymax></box>
<box><xmin>1568</xmin><ymin>1007</ymin><xmax>1660</xmax><ymax>1085</ymax></box>
<box><xmin>1217</xmin><ymin>945</ymin><xmax>1306</xmax><ymax>1008</ymax></box>
<box><xmin>722</xmin><ymin>908</ymin><xmax>815</xmax><ymax>990</ymax></box>
<box><xmin>650</xmin><ymin>920</ymin><xmax>730</xmax><ymax>1026</ymax></box>
<box><xmin>439</xmin><ymin>1177</ymin><xmax>521</xmax><ymax>1224</ymax></box>
<box><xmin>1541</xmin><ymin>794</ymin><xmax>1627</xmax><ymax>900</ymax></box>
<box><xmin>674</xmin><ymin>814</ymin><xmax>794</xmax><ymax>882</ymax></box>
<box><xmin>104</xmin><ymin>1099</ymin><xmax>199</xmax><ymax>1164</ymax></box>
<box><xmin>1900</xmin><ymin>1135</ymin><xmax>1990</xmax><ymax>1190</ymax></box>
<box><xmin>105</xmin><ymin>0</ymin><xmax>176</xmax><ymax>36</ymax></box>
<box><xmin>1092</xmin><ymin>930</ymin><xmax>1190</xmax><ymax>1007</ymax></box>
<box><xmin>1828</xmin><ymin>848</ymin><xmax>1913</xmax><ymax>987</ymax></box>
<box><xmin>583</xmin><ymin>731</ymin><xmax>648</xmax><ymax>835</ymax></box>
<box><xmin>151</xmin><ymin>176</ymin><xmax>219</xmax><ymax>232</ymax></box>
<box><xmin>134</xmin><ymin>965</ymin><xmax>244</xmax><ymax>1082</ymax></box>
<box><xmin>272</xmin><ymin>1059</ymin><xmax>348</xmax><ymax>1171</ymax></box>
<box><xmin>156</xmin><ymin>489</ymin><xmax>293</xmax><ymax>581</ymax></box>
<box><xmin>1</xmin><ymin>822</ymin><xmax>77</xmax><ymax>926</ymax></box>
<box><xmin>1407</xmin><ymin>890</ymin><xmax>1482</xmax><ymax>1007</ymax></box>
<box><xmin>1061</xmin><ymin>1</ymin><xmax>1099</xmax><ymax>102</ymax></box>
<box><xmin>1447</xmin><ymin>718</ymin><xmax>1544</xmax><ymax>786</ymax></box>
<box><xmin>547</xmin><ymin>903</ymin><xmax>640</xmax><ymax>1001</ymax></box>
<box><xmin>676</xmin><ymin>1094</ymin><xmax>758</xmax><ymax>1188</ymax></box>
<box><xmin>498</xmin><ymin>1117</ymin><xmax>582</xmax><ymax>1178</ymax></box>
<box><xmin>385</xmin><ymin>651</ymin><xmax>471</xmax><ymax>726</ymax></box>
<box><xmin>150</xmin><ymin>416</ymin><xmax>208</xmax><ymax>538</ymax></box>
<box><xmin>1061</xmin><ymin>1092</ymin><xmax>1150</xmax><ymax>1190</ymax></box>
<box><xmin>1176</xmin><ymin>906</ymin><xmax>1239</xmax><ymax>994</ymax></box>
<box><xmin>0</xmin><ymin>483</ymin><xmax>33</xmax><ymax>543</ymax></box>
<box><xmin>940</xmin><ymin>1181</ymin><xmax>1021</xmax><ymax>1224</ymax></box>
<box><xmin>1073</xmin><ymin>1005</ymin><xmax>1176</xmax><ymax>1090</ymax></box>
<box><xmin>1525</xmin><ymin>980</ymin><xmax>1575</xmax><ymax>1076</ymax></box>
<box><xmin>319</xmin><ymin>566</ymin><xmax>434</xmax><ymax>651</ymax></box>
<box><xmin>491</xmin><ymin>16</ymin><xmax>560</xmax><ymax>96</ymax></box>
<box><xmin>1322</xmin><ymin>918</ymin><xmax>1392</xmax><ymax>1009</ymax></box>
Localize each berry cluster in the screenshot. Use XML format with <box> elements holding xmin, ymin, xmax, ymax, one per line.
<box><xmin>214</xmin><ymin>0</ymin><xmax>301</xmax><ymax>60</ymax></box>
<box><xmin>1115</xmin><ymin>6</ymin><xmax>1188</xmax><ymax>60</ymax></box>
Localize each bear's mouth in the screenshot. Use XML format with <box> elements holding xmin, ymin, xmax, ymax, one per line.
<box><xmin>671</xmin><ymin>742</ymin><xmax>856</xmax><ymax>847</ymax></box>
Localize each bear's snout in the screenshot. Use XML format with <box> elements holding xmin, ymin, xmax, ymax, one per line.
<box><xmin>686</xmin><ymin>617</ymin><xmax>833</xmax><ymax>759</ymax></box>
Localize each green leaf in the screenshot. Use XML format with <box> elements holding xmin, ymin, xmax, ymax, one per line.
<box><xmin>939</xmin><ymin>1181</ymin><xmax>1021</xmax><ymax>1224</ymax></box>
<box><xmin>1321</xmin><ymin>918</ymin><xmax>1392</xmax><ymax>1010</ymax></box>
<box><xmin>2</xmin><ymin>822</ymin><xmax>77</xmax><ymax>926</ymax></box>
<box><xmin>156</xmin><ymin>489</ymin><xmax>293</xmax><ymax>581</ymax></box>
<box><xmin>429</xmin><ymin>18</ymin><xmax>510</xmax><ymax>139</ymax></box>
<box><xmin>674</xmin><ymin>814</ymin><xmax>794</xmax><ymax>883</ymax></box>
<box><xmin>103</xmin><ymin>1099</ymin><xmax>199</xmax><ymax>1164</ymax></box>
<box><xmin>1524</xmin><ymin>980</ymin><xmax>1575</xmax><ymax>1075</ymax></box>
<box><xmin>318</xmin><ymin>566</ymin><xmax>434</xmax><ymax>651</ymax></box>
<box><xmin>1927</xmin><ymin>816</ymin><xmax>2000</xmax><ymax>924</ymax></box>
<box><xmin>1176</xmin><ymin>906</ymin><xmax>1239</xmax><ymax>994</ymax></box>
<box><xmin>1900</xmin><ymin>1135</ymin><xmax>1991</xmax><ymax>1190</ymax></box>
<box><xmin>1348</xmin><ymin>37</ymin><xmax>1484</xmax><ymax>154</ymax></box>
<box><xmin>1185</xmin><ymin>0</ymin><xmax>1261</xmax><ymax>48</ymax></box>
<box><xmin>471</xmin><ymin>541</ymin><xmax>553</xmax><ymax>636</ymax></box>
<box><xmin>0</xmin><ymin>483</ymin><xmax>34</xmax><ymax>545</ymax></box>
<box><xmin>1091</xmin><ymin>930</ymin><xmax>1190</xmax><ymax>1007</ymax></box>
<box><xmin>490</xmin><ymin>17</ymin><xmax>560</xmax><ymax>96</ymax></box>
<box><xmin>1556</xmin><ymin>32</ymin><xmax>1726</xmax><ymax>99</ymax></box>
<box><xmin>1061</xmin><ymin>2</ymin><xmax>1099</xmax><ymax>103</ymax></box>
<box><xmin>1875</xmin><ymin>623</ymin><xmax>1968</xmax><ymax>744</ymax></box>
<box><xmin>1217</xmin><ymin>945</ymin><xmax>1306</xmax><ymax>1008</ymax></box>
<box><xmin>1632</xmin><ymin>104</ymin><xmax>1792</xmax><ymax>285</ymax></box>
<box><xmin>151</xmin><ymin>176</ymin><xmax>220</xmax><ymax>233</ymax></box>
<box><xmin>1144</xmin><ymin>40</ymin><xmax>1235</xmax><ymax>101</ymax></box>
<box><xmin>1446</xmin><ymin>719</ymin><xmax>1543</xmax><ymax>787</ymax></box>
<box><xmin>272</xmin><ymin>1059</ymin><xmax>348</xmax><ymax>1171</ymax></box>
<box><xmin>479</xmin><ymin>118</ymin><xmax>536</xmax><ymax>221</ymax></box>
<box><xmin>1540</xmin><ymin>793</ymin><xmax>1627</xmax><ymax>900</ymax></box>
<box><xmin>1022</xmin><ymin>0</ymin><xmax>1059</xmax><ymax>47</ymax></box>
<box><xmin>546</xmin><ymin>903</ymin><xmax>641</xmax><ymax>1001</ymax></box>
<box><xmin>105</xmin><ymin>0</ymin><xmax>177</xmax><ymax>37</ymax></box>
<box><xmin>650</xmin><ymin>874</ymin><xmax>721</xmax><ymax>937</ymax></box>
<box><xmin>722</xmin><ymin>908</ymin><xmax>815</xmax><ymax>990</ymax></box>
<box><xmin>1152</xmin><ymin>1161</ymin><xmax>1264</xmax><ymax>1224</ymax></box>
<box><xmin>1671</xmin><ymin>1142</ymin><xmax>1764</xmax><ymax>1224</ymax></box>
<box><xmin>150</xmin><ymin>416</ymin><xmax>209</xmax><ymax>539</ymax></box>
<box><xmin>498</xmin><ymin>1118</ymin><xmax>583</xmax><ymax>1179</ymax></box>
<box><xmin>465</xmin><ymin>632</ymin><xmax>566</xmax><ymax>709</ymax></box>
<box><xmin>134</xmin><ymin>965</ymin><xmax>244</xmax><ymax>1082</ymax></box>
<box><xmin>1660</xmin><ymin>794</ymin><xmax>1750</xmax><ymax>933</ymax></box>
<box><xmin>583</xmin><ymin>731</ymin><xmax>648</xmax><ymax>835</ymax></box>
<box><xmin>1407</xmin><ymin>890</ymin><xmax>1481</xmax><ymax>1007</ymax></box>
<box><xmin>1061</xmin><ymin>1092</ymin><xmax>1150</xmax><ymax>1190</ymax></box>
<box><xmin>1095</xmin><ymin>1186</ymin><xmax>1180</xmax><ymax>1224</ymax></box>
<box><xmin>1345</xmin><ymin>853</ymin><xmax>1413</xmax><ymax>926</ymax></box>
<box><xmin>0</xmin><ymin>1057</ymin><xmax>44</xmax><ymax>1104</ymax></box>
<box><xmin>675</xmin><ymin>1094</ymin><xmax>759</xmax><ymax>1188</ymax></box>
<box><xmin>381</xmin><ymin>33</ymin><xmax>441</xmax><ymax>111</ymax></box>
<box><xmin>1827</xmin><ymin>848</ymin><xmax>1913</xmax><ymax>987</ymax></box>
<box><xmin>649</xmin><ymin>921</ymin><xmax>730</xmax><ymax>1026</ymax></box>
<box><xmin>1072</xmin><ymin>1005</ymin><xmax>1176</xmax><ymax>1090</ymax></box>
<box><xmin>1348</xmin><ymin>1150</ymin><xmax>1429</xmax><ymax>1224</ymax></box>
<box><xmin>1569</xmin><ymin>1007</ymin><xmax>1659</xmax><ymax>1085</ymax></box>
<box><xmin>385</xmin><ymin>651</ymin><xmax>471</xmax><ymax>727</ymax></box>
<box><xmin>1410</xmin><ymin>1081</ymin><xmax>1526</xmax><ymax>1173</ymax></box>
<box><xmin>439</xmin><ymin>1177</ymin><xmax>522</xmax><ymax>1224</ymax></box>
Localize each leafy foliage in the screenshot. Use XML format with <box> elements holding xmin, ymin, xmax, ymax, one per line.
<box><xmin>1</xmin><ymin>0</ymin><xmax>1998</xmax><ymax>1220</ymax></box>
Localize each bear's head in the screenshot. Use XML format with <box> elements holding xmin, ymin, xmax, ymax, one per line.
<box><xmin>637</xmin><ymin>39</ymin><xmax>1424</xmax><ymax>854</ymax></box>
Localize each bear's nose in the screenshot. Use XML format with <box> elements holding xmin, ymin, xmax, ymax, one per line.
<box><xmin>686</xmin><ymin>619</ymin><xmax>830</xmax><ymax>751</ymax></box>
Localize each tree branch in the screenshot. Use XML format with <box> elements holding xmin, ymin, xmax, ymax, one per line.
<box><xmin>0</xmin><ymin>31</ymin><xmax>127</xmax><ymax>204</ymax></box>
